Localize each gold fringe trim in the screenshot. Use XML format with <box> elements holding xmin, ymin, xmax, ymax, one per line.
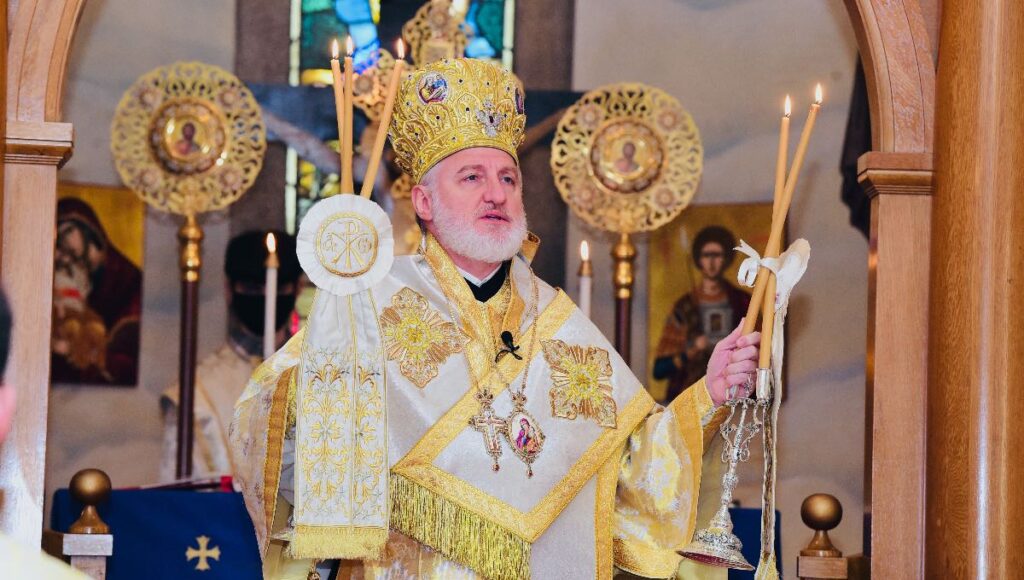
<box><xmin>754</xmin><ymin>554</ymin><xmax>779</xmax><ymax>580</ymax></box>
<box><xmin>287</xmin><ymin>525</ymin><xmax>388</xmax><ymax>561</ymax></box>
<box><xmin>390</xmin><ymin>472</ymin><xmax>531</xmax><ymax>580</ymax></box>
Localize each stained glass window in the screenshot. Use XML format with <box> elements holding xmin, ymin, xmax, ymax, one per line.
<box><xmin>463</xmin><ymin>0</ymin><xmax>510</xmax><ymax>61</ymax></box>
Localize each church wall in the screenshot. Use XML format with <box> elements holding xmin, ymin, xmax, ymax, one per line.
<box><xmin>570</xmin><ymin>0</ymin><xmax>864</xmax><ymax>576</ymax></box>
<box><xmin>47</xmin><ymin>0</ymin><xmax>236</xmax><ymax>514</ymax></box>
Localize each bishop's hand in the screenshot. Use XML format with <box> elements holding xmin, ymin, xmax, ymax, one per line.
<box><xmin>706</xmin><ymin>319</ymin><xmax>761</xmax><ymax>407</ymax></box>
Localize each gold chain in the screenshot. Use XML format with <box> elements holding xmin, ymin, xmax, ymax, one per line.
<box><xmin>434</xmin><ymin>262</ymin><xmax>539</xmax><ymax>399</ymax></box>
<box><xmin>485</xmin><ymin>269</ymin><xmax>540</xmax><ymax>398</ymax></box>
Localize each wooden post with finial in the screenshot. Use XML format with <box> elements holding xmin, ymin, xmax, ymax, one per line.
<box><xmin>43</xmin><ymin>469</ymin><xmax>114</xmax><ymax>579</ymax></box>
<box><xmin>796</xmin><ymin>493</ymin><xmax>848</xmax><ymax>579</ymax></box>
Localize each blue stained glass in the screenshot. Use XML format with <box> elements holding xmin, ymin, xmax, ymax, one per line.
<box><xmin>464</xmin><ymin>0</ymin><xmax>505</xmax><ymax>59</ymax></box>
<box><xmin>302</xmin><ymin>0</ymin><xmax>333</xmax><ymax>11</ymax></box>
<box><xmin>300</xmin><ymin>0</ymin><xmax>380</xmax><ymax>73</ymax></box>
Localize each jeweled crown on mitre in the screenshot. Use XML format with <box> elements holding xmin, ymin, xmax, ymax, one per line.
<box><xmin>389</xmin><ymin>58</ymin><xmax>526</xmax><ymax>183</ymax></box>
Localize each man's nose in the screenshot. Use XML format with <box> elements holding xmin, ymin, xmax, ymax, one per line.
<box><xmin>481</xmin><ymin>174</ymin><xmax>508</xmax><ymax>204</ymax></box>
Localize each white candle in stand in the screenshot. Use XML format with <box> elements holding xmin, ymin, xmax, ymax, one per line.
<box><xmin>578</xmin><ymin>240</ymin><xmax>593</xmax><ymax>319</ymax></box>
<box><xmin>263</xmin><ymin>233</ymin><xmax>279</xmax><ymax>359</ymax></box>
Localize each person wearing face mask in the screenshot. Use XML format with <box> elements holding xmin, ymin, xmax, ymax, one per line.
<box><xmin>159</xmin><ymin>231</ymin><xmax>301</xmax><ymax>482</ymax></box>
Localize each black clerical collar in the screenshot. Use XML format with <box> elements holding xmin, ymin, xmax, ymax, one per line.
<box><xmin>465</xmin><ymin>261</ymin><xmax>510</xmax><ymax>302</ymax></box>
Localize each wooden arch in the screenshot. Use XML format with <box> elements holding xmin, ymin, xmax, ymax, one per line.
<box><xmin>842</xmin><ymin>1</ymin><xmax>936</xmax><ymax>577</ymax></box>
<box><xmin>844</xmin><ymin>0</ymin><xmax>935</xmax><ymax>153</ymax></box>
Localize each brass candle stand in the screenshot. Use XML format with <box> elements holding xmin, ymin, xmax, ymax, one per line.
<box><xmin>111</xmin><ymin>62</ymin><xmax>267</xmax><ymax>478</ymax></box>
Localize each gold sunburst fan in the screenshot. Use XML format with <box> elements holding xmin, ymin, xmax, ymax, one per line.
<box><xmin>109</xmin><ymin>62</ymin><xmax>266</xmax><ymax>479</ymax></box>
<box><xmin>354</xmin><ymin>48</ymin><xmax>398</xmax><ymax>122</ymax></box>
<box><xmin>550</xmin><ymin>83</ymin><xmax>703</xmax><ymax>234</ymax></box>
<box><xmin>402</xmin><ymin>0</ymin><xmax>468</xmax><ymax>67</ymax></box>
<box><xmin>111</xmin><ymin>61</ymin><xmax>267</xmax><ymax>216</ymax></box>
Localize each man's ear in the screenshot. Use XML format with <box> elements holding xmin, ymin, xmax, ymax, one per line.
<box><xmin>411</xmin><ymin>184</ymin><xmax>434</xmax><ymax>222</ymax></box>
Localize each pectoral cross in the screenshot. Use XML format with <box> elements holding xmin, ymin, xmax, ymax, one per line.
<box><xmin>469</xmin><ymin>389</ymin><xmax>508</xmax><ymax>472</ymax></box>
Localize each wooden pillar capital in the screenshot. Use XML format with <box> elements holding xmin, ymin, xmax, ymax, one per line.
<box><xmin>3</xmin><ymin>120</ymin><xmax>73</xmax><ymax>166</ymax></box>
<box><xmin>856</xmin><ymin>152</ymin><xmax>933</xmax><ymax>198</ymax></box>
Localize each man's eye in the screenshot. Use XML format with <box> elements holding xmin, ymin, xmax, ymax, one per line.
<box><xmin>464</xmin><ymin>174</ymin><xmax>479</xmax><ymax>182</ymax></box>
<box><xmin>502</xmin><ymin>176</ymin><xmax>516</xmax><ymax>185</ymax></box>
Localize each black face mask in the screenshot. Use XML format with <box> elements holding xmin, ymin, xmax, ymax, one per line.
<box><xmin>230</xmin><ymin>294</ymin><xmax>297</xmax><ymax>336</ymax></box>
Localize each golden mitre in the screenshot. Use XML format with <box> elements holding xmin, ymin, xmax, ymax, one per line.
<box><xmin>389</xmin><ymin>58</ymin><xmax>526</xmax><ymax>183</ymax></box>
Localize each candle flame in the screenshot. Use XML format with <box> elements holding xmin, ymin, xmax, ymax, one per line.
<box><xmin>580</xmin><ymin>240</ymin><xmax>590</xmax><ymax>261</ymax></box>
<box><xmin>815</xmin><ymin>83</ymin><xmax>823</xmax><ymax>105</ymax></box>
<box><xmin>266</xmin><ymin>232</ymin><xmax>277</xmax><ymax>254</ymax></box>
<box><xmin>784</xmin><ymin>95</ymin><xmax>792</xmax><ymax>117</ymax></box>
<box><xmin>396</xmin><ymin>39</ymin><xmax>406</xmax><ymax>60</ymax></box>
<box><xmin>345</xmin><ymin>35</ymin><xmax>354</xmax><ymax>56</ymax></box>
<box><xmin>331</xmin><ymin>39</ymin><xmax>340</xmax><ymax>60</ymax></box>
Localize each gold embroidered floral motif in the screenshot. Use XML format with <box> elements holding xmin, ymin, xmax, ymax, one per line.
<box><xmin>297</xmin><ymin>346</ymin><xmax>387</xmax><ymax>524</ymax></box>
<box><xmin>298</xmin><ymin>347</ymin><xmax>352</xmax><ymax>511</ymax></box>
<box><xmin>380</xmin><ymin>287</ymin><xmax>468</xmax><ymax>388</ymax></box>
<box><xmin>542</xmin><ymin>339</ymin><xmax>617</xmax><ymax>428</ymax></box>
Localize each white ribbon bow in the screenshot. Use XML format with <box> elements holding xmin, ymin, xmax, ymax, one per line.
<box><xmin>735</xmin><ymin>240</ymin><xmax>783</xmax><ymax>288</ymax></box>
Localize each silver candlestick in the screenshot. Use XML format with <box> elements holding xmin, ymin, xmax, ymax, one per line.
<box><xmin>678</xmin><ymin>374</ymin><xmax>771</xmax><ymax>570</ymax></box>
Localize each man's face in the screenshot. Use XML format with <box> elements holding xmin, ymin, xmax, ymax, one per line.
<box><xmin>412</xmin><ymin>148</ymin><xmax>527</xmax><ymax>263</ymax></box>
<box><xmin>697</xmin><ymin>241</ymin><xmax>726</xmax><ymax>280</ymax></box>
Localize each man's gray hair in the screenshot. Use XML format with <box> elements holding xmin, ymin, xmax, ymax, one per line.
<box><xmin>418</xmin><ymin>164</ymin><xmax>440</xmax><ymax>192</ymax></box>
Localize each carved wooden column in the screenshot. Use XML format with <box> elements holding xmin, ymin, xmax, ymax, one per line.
<box><xmin>0</xmin><ymin>121</ymin><xmax>73</xmax><ymax>544</ymax></box>
<box><xmin>0</xmin><ymin>0</ymin><xmax>85</xmax><ymax>546</ymax></box>
<box><xmin>842</xmin><ymin>1</ymin><xmax>938</xmax><ymax>576</ymax></box>
<box><xmin>858</xmin><ymin>151</ymin><xmax>932</xmax><ymax>578</ymax></box>
<box><xmin>927</xmin><ymin>0</ymin><xmax>1024</xmax><ymax>575</ymax></box>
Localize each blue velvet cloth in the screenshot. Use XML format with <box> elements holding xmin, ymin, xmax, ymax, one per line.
<box><xmin>51</xmin><ymin>489</ymin><xmax>262</xmax><ymax>579</ymax></box>
<box><xmin>52</xmin><ymin>489</ymin><xmax>779</xmax><ymax>579</ymax></box>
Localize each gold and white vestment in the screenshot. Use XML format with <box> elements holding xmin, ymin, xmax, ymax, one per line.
<box><xmin>230</xmin><ymin>198</ymin><xmax>723</xmax><ymax>579</ymax></box>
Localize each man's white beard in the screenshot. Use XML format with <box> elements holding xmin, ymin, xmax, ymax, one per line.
<box><xmin>429</xmin><ymin>191</ymin><xmax>528</xmax><ymax>264</ymax></box>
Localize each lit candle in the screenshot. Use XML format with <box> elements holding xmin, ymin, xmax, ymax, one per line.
<box><xmin>578</xmin><ymin>240</ymin><xmax>593</xmax><ymax>318</ymax></box>
<box><xmin>330</xmin><ymin>39</ymin><xmax>345</xmax><ymax>173</ymax></box>
<box><xmin>767</xmin><ymin>84</ymin><xmax>821</xmax><ymax>256</ymax></box>
<box><xmin>360</xmin><ymin>39</ymin><xmax>407</xmax><ymax>198</ymax></box>
<box><xmin>341</xmin><ymin>35</ymin><xmax>355</xmax><ymax>193</ymax></box>
<box><xmin>774</xmin><ymin>95</ymin><xmax>791</xmax><ymax>219</ymax></box>
<box><xmin>741</xmin><ymin>85</ymin><xmax>822</xmax><ymax>336</ymax></box>
<box><xmin>263</xmin><ymin>233</ymin><xmax>279</xmax><ymax>359</ymax></box>
<box><xmin>758</xmin><ymin>96</ymin><xmax>791</xmax><ymax>367</ymax></box>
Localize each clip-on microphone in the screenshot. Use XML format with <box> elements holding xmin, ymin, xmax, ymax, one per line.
<box><xmin>495</xmin><ymin>330</ymin><xmax>522</xmax><ymax>362</ymax></box>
